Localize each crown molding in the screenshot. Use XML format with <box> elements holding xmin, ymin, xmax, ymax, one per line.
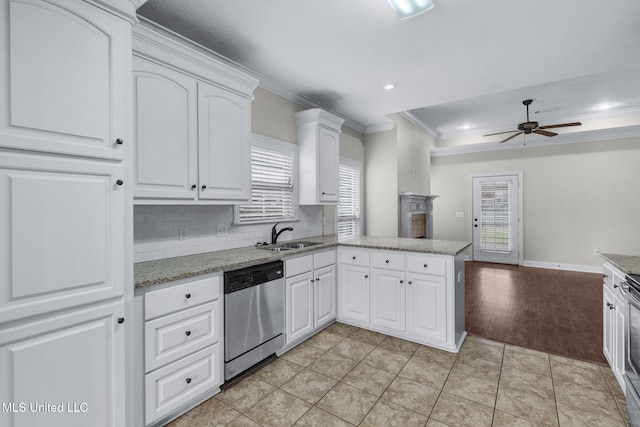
<box><xmin>430</xmin><ymin>125</ymin><xmax>640</xmax><ymax>157</ymax></box>
<box><xmin>364</xmin><ymin>122</ymin><xmax>396</xmax><ymax>134</ymax></box>
<box><xmin>399</xmin><ymin>111</ymin><xmax>439</xmax><ymax>139</ymax></box>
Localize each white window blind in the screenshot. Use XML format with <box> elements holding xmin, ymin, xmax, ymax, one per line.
<box><xmin>237</xmin><ymin>139</ymin><xmax>295</xmax><ymax>223</ymax></box>
<box><xmin>480</xmin><ymin>180</ymin><xmax>511</xmax><ymax>252</ymax></box>
<box><xmin>338</xmin><ymin>159</ymin><xmax>362</xmax><ymax>238</ymax></box>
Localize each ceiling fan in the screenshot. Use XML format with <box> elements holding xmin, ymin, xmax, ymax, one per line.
<box><xmin>484</xmin><ymin>99</ymin><xmax>582</xmax><ymax>143</ymax></box>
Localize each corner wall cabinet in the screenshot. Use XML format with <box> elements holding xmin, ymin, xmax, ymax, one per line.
<box><xmin>295</xmin><ymin>109</ymin><xmax>344</xmax><ymax>205</ymax></box>
<box><xmin>0</xmin><ymin>0</ymin><xmax>136</xmax><ymax>425</ymax></box>
<box><xmin>132</xmin><ymin>22</ymin><xmax>257</xmax><ymax>204</ymax></box>
<box><xmin>603</xmin><ymin>262</ymin><xmax>627</xmax><ymax>395</ymax></box>
<box><xmin>338</xmin><ymin>247</ymin><xmax>465</xmax><ymax>352</ymax></box>
<box><xmin>284</xmin><ymin>249</ymin><xmax>337</xmax><ymax>348</ymax></box>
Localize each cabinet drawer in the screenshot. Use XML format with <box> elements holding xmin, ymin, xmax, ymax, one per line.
<box><xmin>406</xmin><ymin>254</ymin><xmax>446</xmax><ymax>276</ymax></box>
<box><xmin>371</xmin><ymin>251</ymin><xmax>405</xmax><ymax>271</ymax></box>
<box><xmin>314</xmin><ymin>249</ymin><xmax>336</xmax><ymax>269</ymax></box>
<box><xmin>145</xmin><ymin>344</ymin><xmax>221</xmax><ymax>425</ymax></box>
<box><xmin>145</xmin><ymin>275</ymin><xmax>220</xmax><ymax>320</ymax></box>
<box><xmin>340</xmin><ymin>248</ymin><xmax>370</xmax><ymax>267</ymax></box>
<box><xmin>286</xmin><ymin>255</ymin><xmax>313</xmax><ymax>277</ymax></box>
<box><xmin>145</xmin><ymin>301</ymin><xmax>220</xmax><ymax>372</ymax></box>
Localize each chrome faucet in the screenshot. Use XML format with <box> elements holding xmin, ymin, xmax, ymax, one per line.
<box><xmin>271</xmin><ymin>222</ymin><xmax>293</xmax><ymax>244</ymax></box>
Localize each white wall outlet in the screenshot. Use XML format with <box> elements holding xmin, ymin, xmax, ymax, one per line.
<box><xmin>594</xmin><ymin>248</ymin><xmax>600</xmax><ymax>256</ymax></box>
<box><xmin>455</xmin><ymin>211</ymin><xmax>465</xmax><ymax>218</ymax></box>
<box><xmin>216</xmin><ymin>223</ymin><xmax>227</xmax><ymax>237</ymax></box>
<box><xmin>179</xmin><ymin>226</ymin><xmax>188</xmax><ymax>240</ymax></box>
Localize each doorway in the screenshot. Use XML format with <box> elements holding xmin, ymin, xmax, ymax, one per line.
<box><xmin>470</xmin><ymin>172</ymin><xmax>522</xmax><ymax>265</ymax></box>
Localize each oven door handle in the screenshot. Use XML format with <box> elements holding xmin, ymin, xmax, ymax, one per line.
<box><xmin>620</xmin><ymin>281</ymin><xmax>640</xmax><ymax>310</ymax></box>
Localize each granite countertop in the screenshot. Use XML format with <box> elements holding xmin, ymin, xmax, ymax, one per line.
<box><xmin>134</xmin><ymin>235</ymin><xmax>472</xmax><ymax>289</ymax></box>
<box><xmin>601</xmin><ymin>253</ymin><xmax>640</xmax><ymax>275</ymax></box>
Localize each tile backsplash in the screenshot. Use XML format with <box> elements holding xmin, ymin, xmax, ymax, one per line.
<box><xmin>134</xmin><ymin>205</ymin><xmax>325</xmax><ymax>262</ymax></box>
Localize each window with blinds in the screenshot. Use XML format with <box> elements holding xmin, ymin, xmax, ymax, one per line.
<box><xmin>338</xmin><ymin>158</ymin><xmax>362</xmax><ymax>238</ymax></box>
<box><xmin>480</xmin><ymin>180</ymin><xmax>511</xmax><ymax>252</ymax></box>
<box><xmin>237</xmin><ymin>137</ymin><xmax>296</xmax><ymax>223</ymax></box>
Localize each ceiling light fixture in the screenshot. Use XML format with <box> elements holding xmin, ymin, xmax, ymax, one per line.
<box><xmin>595</xmin><ymin>103</ymin><xmax>615</xmax><ymax>110</ymax></box>
<box><xmin>384</xmin><ymin>83</ymin><xmax>397</xmax><ymax>90</ymax></box>
<box><xmin>388</xmin><ymin>0</ymin><xmax>435</xmax><ymax>20</ymax></box>
<box><xmin>460</xmin><ymin>123</ymin><xmax>472</xmax><ymax>130</ymax></box>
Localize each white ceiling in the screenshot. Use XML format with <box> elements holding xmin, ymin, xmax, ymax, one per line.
<box><xmin>138</xmin><ymin>0</ymin><xmax>640</xmax><ymax>140</ymax></box>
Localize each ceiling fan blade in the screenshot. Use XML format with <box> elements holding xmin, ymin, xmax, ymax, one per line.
<box><xmin>484</xmin><ymin>130</ymin><xmax>519</xmax><ymax>137</ymax></box>
<box><xmin>537</xmin><ymin>122</ymin><xmax>582</xmax><ymax>130</ymax></box>
<box><xmin>533</xmin><ymin>129</ymin><xmax>558</xmax><ymax>137</ymax></box>
<box><xmin>500</xmin><ymin>132</ymin><xmax>523</xmax><ymax>143</ymax></box>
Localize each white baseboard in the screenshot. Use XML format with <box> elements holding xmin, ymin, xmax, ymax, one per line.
<box><xmin>522</xmin><ymin>260</ymin><xmax>602</xmax><ymax>274</ymax></box>
<box><xmin>463</xmin><ymin>258</ymin><xmax>603</xmax><ymax>274</ymax></box>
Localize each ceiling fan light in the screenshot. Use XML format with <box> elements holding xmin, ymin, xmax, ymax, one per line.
<box><xmin>388</xmin><ymin>0</ymin><xmax>435</xmax><ymax>20</ymax></box>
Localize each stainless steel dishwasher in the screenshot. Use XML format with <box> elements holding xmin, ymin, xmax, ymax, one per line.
<box><xmin>224</xmin><ymin>260</ymin><xmax>284</xmax><ymax>380</ymax></box>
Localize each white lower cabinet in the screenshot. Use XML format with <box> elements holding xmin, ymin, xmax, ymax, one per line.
<box><xmin>0</xmin><ymin>301</ymin><xmax>126</xmax><ymax>427</ymax></box>
<box><xmin>338</xmin><ymin>247</ymin><xmax>463</xmax><ymax>352</ymax></box>
<box><xmin>143</xmin><ymin>274</ymin><xmax>223</xmax><ymax>426</ymax></box>
<box><xmin>603</xmin><ymin>262</ymin><xmax>627</xmax><ymax>394</ymax></box>
<box><xmin>285</xmin><ymin>250</ymin><xmax>336</xmax><ymax>347</ymax></box>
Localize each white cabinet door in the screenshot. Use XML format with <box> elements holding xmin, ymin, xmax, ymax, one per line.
<box><xmin>0</xmin><ymin>152</ymin><xmax>124</xmax><ymax>323</ymax></box>
<box><xmin>0</xmin><ymin>301</ymin><xmax>126</xmax><ymax>427</ymax></box>
<box><xmin>339</xmin><ymin>265</ymin><xmax>370</xmax><ymax>323</ymax></box>
<box><xmin>0</xmin><ymin>0</ymin><xmax>129</xmax><ymax>160</ymax></box>
<box><xmin>133</xmin><ymin>57</ymin><xmax>198</xmax><ymax>200</ymax></box>
<box><xmin>613</xmin><ymin>291</ymin><xmax>626</xmax><ymax>389</ymax></box>
<box><xmin>286</xmin><ymin>272</ymin><xmax>314</xmax><ymax>344</ymax></box>
<box><xmin>371</xmin><ymin>269</ymin><xmax>405</xmax><ymax>332</ymax></box>
<box><xmin>314</xmin><ymin>265</ymin><xmax>336</xmax><ymax>327</ymax></box>
<box><xmin>318</xmin><ymin>126</ymin><xmax>339</xmax><ymax>203</ymax></box>
<box><xmin>197</xmin><ymin>81</ymin><xmax>251</xmax><ymax>202</ymax></box>
<box><xmin>406</xmin><ymin>273</ymin><xmax>447</xmax><ymax>342</ymax></box>
<box><xmin>603</xmin><ymin>284</ymin><xmax>614</xmax><ymax>366</ymax></box>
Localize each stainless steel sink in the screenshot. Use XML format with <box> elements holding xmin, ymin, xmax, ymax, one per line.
<box><xmin>256</xmin><ymin>241</ymin><xmax>321</xmax><ymax>251</ymax></box>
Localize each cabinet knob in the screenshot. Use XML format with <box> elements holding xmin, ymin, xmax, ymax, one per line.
<box><xmin>400</xmin><ymin>280</ymin><xmax>404</xmax><ymax>284</ymax></box>
<box><xmin>201</xmin><ymin>185</ymin><xmax>207</xmax><ymax>190</ymax></box>
<box><xmin>116</xmin><ymin>179</ymin><xmax>123</xmax><ymax>186</ymax></box>
<box><xmin>115</xmin><ymin>138</ymin><xmax>124</xmax><ymax>145</ymax></box>
<box><xmin>424</xmin><ymin>264</ymin><xmax>428</xmax><ymax>268</ymax></box>
<box><xmin>191</xmin><ymin>184</ymin><xmax>196</xmax><ymax>190</ymax></box>
<box><xmin>185</xmin><ymin>378</ymin><xmax>192</xmax><ymax>384</ymax></box>
<box><xmin>604</xmin><ymin>274</ymin><xmax>609</xmax><ymax>278</ymax></box>
<box><xmin>607</xmin><ymin>302</ymin><xmax>611</xmax><ymax>307</ymax></box>
<box><xmin>310</xmin><ymin>278</ymin><xmax>315</xmax><ymax>282</ymax></box>
<box><xmin>364</xmin><ymin>275</ymin><xmax>368</xmax><ymax>279</ymax></box>
<box><xmin>352</xmin><ymin>256</ymin><xmax>356</xmax><ymax>260</ymax></box>
<box><xmin>185</xmin><ymin>293</ymin><xmax>191</xmax><ymax>299</ymax></box>
<box><xmin>408</xmin><ymin>281</ymin><xmax>413</xmax><ymax>285</ymax></box>
<box><xmin>610</xmin><ymin>305</ymin><xmax>615</xmax><ymax>310</ymax></box>
<box><xmin>386</xmin><ymin>260</ymin><xmax>390</xmax><ymax>264</ymax></box>
<box><xmin>185</xmin><ymin>330</ymin><xmax>191</xmax><ymax>336</ymax></box>
<box><xmin>117</xmin><ymin>317</ymin><xmax>125</xmax><ymax>324</ymax></box>
<box><xmin>613</xmin><ymin>284</ymin><xmax>618</xmax><ymax>288</ymax></box>
<box><xmin>322</xmin><ymin>192</ymin><xmax>326</xmax><ymax>195</ymax></box>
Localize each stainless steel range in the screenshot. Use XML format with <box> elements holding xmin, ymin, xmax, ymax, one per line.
<box><xmin>620</xmin><ymin>273</ymin><xmax>640</xmax><ymax>426</ymax></box>
<box><xmin>224</xmin><ymin>260</ymin><xmax>284</xmax><ymax>380</ymax></box>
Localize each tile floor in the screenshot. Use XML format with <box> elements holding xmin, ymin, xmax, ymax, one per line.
<box><xmin>167</xmin><ymin>323</ymin><xmax>630</xmax><ymax>427</ymax></box>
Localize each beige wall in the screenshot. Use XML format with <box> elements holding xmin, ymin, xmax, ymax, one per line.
<box><xmin>431</xmin><ymin>137</ymin><xmax>640</xmax><ymax>267</ymax></box>
<box><xmin>394</xmin><ymin>113</ymin><xmax>434</xmax><ymax>194</ymax></box>
<box><xmin>364</xmin><ymin>129</ymin><xmax>398</xmax><ymax>236</ymax></box>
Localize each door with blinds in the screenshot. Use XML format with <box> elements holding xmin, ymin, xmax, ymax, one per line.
<box><xmin>471</xmin><ymin>173</ymin><xmax>521</xmax><ymax>264</ymax></box>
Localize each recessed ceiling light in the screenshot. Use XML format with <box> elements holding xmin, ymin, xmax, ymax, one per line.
<box><xmin>388</xmin><ymin>0</ymin><xmax>435</xmax><ymax>20</ymax></box>
<box><xmin>595</xmin><ymin>103</ymin><xmax>615</xmax><ymax>110</ymax></box>
<box><xmin>384</xmin><ymin>83</ymin><xmax>397</xmax><ymax>90</ymax></box>
<box><xmin>460</xmin><ymin>123</ymin><xmax>473</xmax><ymax>130</ymax></box>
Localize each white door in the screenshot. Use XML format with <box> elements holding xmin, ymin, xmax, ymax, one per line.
<box><xmin>471</xmin><ymin>173</ymin><xmax>521</xmax><ymax>264</ymax></box>
<box><xmin>314</xmin><ymin>265</ymin><xmax>336</xmax><ymax>327</ymax></box>
<box><xmin>371</xmin><ymin>269</ymin><xmax>405</xmax><ymax>331</ymax></box>
<box><xmin>285</xmin><ymin>273</ymin><xmax>314</xmax><ymax>344</ymax></box>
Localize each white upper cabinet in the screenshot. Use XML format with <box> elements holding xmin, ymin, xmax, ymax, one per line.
<box><xmin>132</xmin><ymin>22</ymin><xmax>257</xmax><ymax>204</ymax></box>
<box><xmin>197</xmin><ymin>81</ymin><xmax>251</xmax><ymax>202</ymax></box>
<box><xmin>133</xmin><ymin>57</ymin><xmax>198</xmax><ymax>200</ymax></box>
<box><xmin>0</xmin><ymin>0</ymin><xmax>130</xmax><ymax>160</ymax></box>
<box><xmin>295</xmin><ymin>109</ymin><xmax>344</xmax><ymax>205</ymax></box>
<box><xmin>0</xmin><ymin>152</ymin><xmax>125</xmax><ymax>323</ymax></box>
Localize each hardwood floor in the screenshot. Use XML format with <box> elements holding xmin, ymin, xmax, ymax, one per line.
<box><xmin>465</xmin><ymin>261</ymin><xmax>607</xmax><ymax>365</ymax></box>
